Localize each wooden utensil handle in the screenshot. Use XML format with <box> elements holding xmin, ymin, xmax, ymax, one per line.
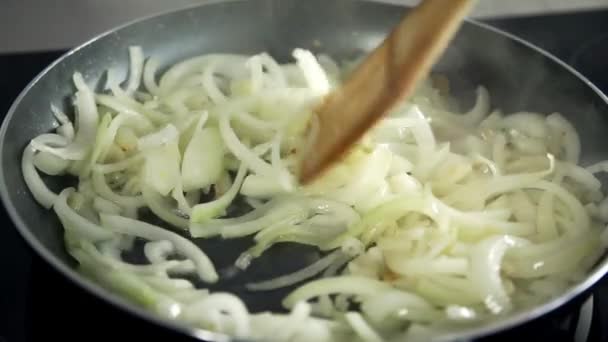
<box><xmin>300</xmin><ymin>0</ymin><xmax>474</xmax><ymax>184</ymax></box>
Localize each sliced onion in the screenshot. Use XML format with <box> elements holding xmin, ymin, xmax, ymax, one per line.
<box><xmin>293</xmin><ymin>49</ymin><xmax>330</xmax><ymax>96</ymax></box>
<box><xmin>344</xmin><ymin>312</ymin><xmax>383</xmax><ymax>342</ymax></box>
<box><xmin>547</xmin><ymin>113</ymin><xmax>580</xmax><ymax>163</ymax></box>
<box><xmin>100</xmin><ymin>214</ymin><xmax>218</xmax><ymax>283</ymax></box>
<box><xmin>54</xmin><ymin>188</ymin><xmax>113</xmax><ymax>241</ymax></box>
<box><xmin>125</xmin><ymin>46</ymin><xmax>144</xmax><ymax>95</ymax></box>
<box><xmin>40</xmin><ymin>73</ymin><xmax>100</xmax><ymax>161</ymax></box>
<box><xmin>183</xmin><ymin>293</ymin><xmax>250</xmax><ymax>338</ymax></box>
<box><xmin>22</xmin><ymin>145</ymin><xmax>60</xmax><ymax>208</ymax></box>
<box><xmin>246</xmin><ymin>250</ymin><xmax>341</xmax><ymax>291</ymax></box>
<box><xmin>93</xmin><ymin>196</ymin><xmax>122</xmax><ymax>215</ymax></box>
<box><xmin>93</xmin><ymin>154</ymin><xmax>144</xmax><ymax>174</ymax></box>
<box><xmin>274</xmin><ymin>302</ymin><xmax>312</xmax><ymax>341</ymax></box>
<box><xmin>181</xmin><ymin>126</ymin><xmax>224</xmax><ymax>192</ymax></box>
<box><xmin>91</xmin><ymin>171</ymin><xmax>144</xmax><ymax>207</ymax></box>
<box><xmin>138</xmin><ymin>124</ymin><xmax>180</xmax><ymax>151</ymax></box>
<box><xmin>361</xmin><ymin>290</ymin><xmax>438</xmax><ymax>325</ymax></box>
<box><xmin>283</xmin><ymin>276</ymin><xmax>392</xmax><ymax>309</ymax></box>
<box><xmin>142</xmin><ymin>186</ymin><xmax>189</xmax><ymax>230</ymax></box>
<box><xmin>143</xmin><ymin>57</ymin><xmax>160</xmax><ymax>95</ymax></box>
<box><xmin>143</xmin><ymin>240</ymin><xmax>174</xmax><ymax>264</ymax></box>
<box><xmin>469</xmin><ymin>235</ymin><xmax>529</xmax><ymax>314</ymax></box>
<box><xmin>190</xmin><ymin>162</ymin><xmax>248</xmax><ymax>225</ymax></box>
<box><xmin>218</xmin><ymin>113</ymin><xmax>277</xmax><ymax>178</ymax></box>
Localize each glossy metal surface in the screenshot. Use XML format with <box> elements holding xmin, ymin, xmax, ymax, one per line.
<box><xmin>1</xmin><ymin>0</ymin><xmax>608</xmax><ymax>340</ymax></box>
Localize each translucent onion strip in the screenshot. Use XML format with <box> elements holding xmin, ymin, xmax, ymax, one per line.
<box><xmin>22</xmin><ymin>145</ymin><xmax>60</xmax><ymax>208</ymax></box>
<box><xmin>283</xmin><ymin>276</ymin><xmax>392</xmax><ymax>308</ymax></box>
<box><xmin>54</xmin><ymin>188</ymin><xmax>113</xmax><ymax>241</ymax></box>
<box><xmin>92</xmin><ymin>171</ymin><xmax>145</xmax><ymax>208</ymax></box>
<box><xmin>100</xmin><ymin>214</ymin><xmax>218</xmax><ymax>283</ymax></box>
<box><xmin>126</xmin><ymin>46</ymin><xmax>145</xmax><ymax>95</ymax></box>
<box><xmin>470</xmin><ymin>235</ymin><xmax>529</xmax><ymax>314</ymax></box>
<box><xmin>246</xmin><ymin>250</ymin><xmax>341</xmax><ymax>291</ymax></box>
<box><xmin>344</xmin><ymin>312</ymin><xmax>383</xmax><ymax>342</ymax></box>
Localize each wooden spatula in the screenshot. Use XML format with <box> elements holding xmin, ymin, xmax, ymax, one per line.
<box><xmin>299</xmin><ymin>0</ymin><xmax>474</xmax><ymax>184</ymax></box>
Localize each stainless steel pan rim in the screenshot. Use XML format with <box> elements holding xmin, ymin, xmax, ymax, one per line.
<box><xmin>1</xmin><ymin>1</ymin><xmax>607</xmax><ymax>341</ymax></box>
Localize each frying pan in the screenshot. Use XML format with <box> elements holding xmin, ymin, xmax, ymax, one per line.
<box><xmin>2</xmin><ymin>0</ymin><xmax>608</xmax><ymax>341</ymax></box>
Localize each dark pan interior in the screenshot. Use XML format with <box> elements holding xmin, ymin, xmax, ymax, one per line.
<box><xmin>2</xmin><ymin>0</ymin><xmax>608</xmax><ymax>340</ymax></box>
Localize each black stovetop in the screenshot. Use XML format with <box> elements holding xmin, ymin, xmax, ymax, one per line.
<box><xmin>1</xmin><ymin>9</ymin><xmax>608</xmax><ymax>342</ymax></box>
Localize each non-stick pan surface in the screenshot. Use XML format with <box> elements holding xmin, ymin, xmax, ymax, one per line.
<box><xmin>2</xmin><ymin>0</ymin><xmax>608</xmax><ymax>341</ymax></box>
